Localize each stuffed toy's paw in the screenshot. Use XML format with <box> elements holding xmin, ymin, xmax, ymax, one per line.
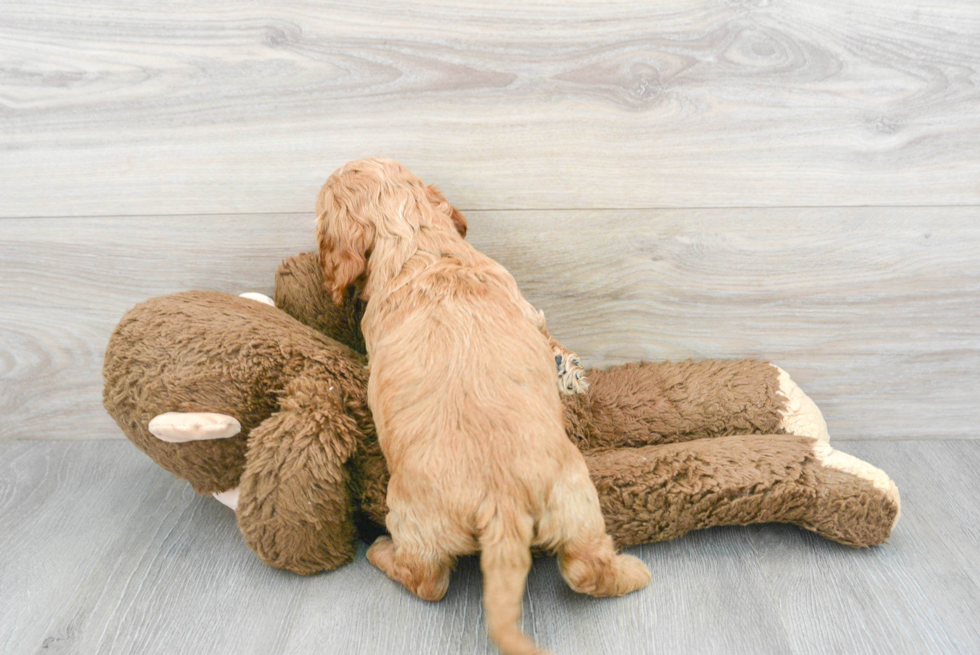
<box><xmin>774</xmin><ymin>365</ymin><xmax>830</xmax><ymax>442</ymax></box>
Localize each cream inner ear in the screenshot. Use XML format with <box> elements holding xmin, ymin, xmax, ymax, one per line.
<box><xmin>239</xmin><ymin>292</ymin><xmax>275</xmax><ymax>307</ymax></box>
<box><xmin>148</xmin><ymin>412</ymin><xmax>242</xmax><ymax>442</ymax></box>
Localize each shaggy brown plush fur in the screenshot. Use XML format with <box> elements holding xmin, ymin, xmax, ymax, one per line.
<box><xmin>103</xmin><ymin>257</ymin><xmax>899</xmax><ymax>577</ymax></box>
<box><xmin>277</xmin><ymin>251</ymin><xmax>898</xmax><ymax>550</ymax></box>
<box><xmin>104</xmin><ymin>291</ymin><xmax>371</xmax><ymax>572</ymax></box>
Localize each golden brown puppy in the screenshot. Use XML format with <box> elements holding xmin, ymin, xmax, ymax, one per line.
<box><xmin>316</xmin><ymin>159</ymin><xmax>650</xmax><ymax>655</ymax></box>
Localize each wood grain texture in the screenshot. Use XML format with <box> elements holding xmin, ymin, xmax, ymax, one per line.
<box><xmin>1</xmin><ymin>439</ymin><xmax>977</xmax><ymax>654</ymax></box>
<box><xmin>748</xmin><ymin>440</ymin><xmax>980</xmax><ymax>655</ymax></box>
<box><xmin>0</xmin><ymin>441</ymin><xmax>316</xmax><ymax>654</ymax></box>
<box><xmin>1</xmin><ymin>0</ymin><xmax>979</xmax><ymax>216</ymax></box>
<box><xmin>2</xmin><ymin>208</ymin><xmax>978</xmax><ymax>441</ymax></box>
<box><xmin>0</xmin><ymin>214</ymin><xmax>316</xmax><ymax>441</ymax></box>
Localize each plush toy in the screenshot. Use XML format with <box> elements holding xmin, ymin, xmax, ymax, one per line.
<box><xmin>102</xmin><ymin>252</ymin><xmax>900</xmax><ymax>575</ymax></box>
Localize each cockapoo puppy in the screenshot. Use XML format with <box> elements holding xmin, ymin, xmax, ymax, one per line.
<box><xmin>316</xmin><ymin>158</ymin><xmax>650</xmax><ymax>655</ymax></box>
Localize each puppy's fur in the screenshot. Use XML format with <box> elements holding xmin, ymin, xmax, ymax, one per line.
<box><xmin>316</xmin><ymin>159</ymin><xmax>650</xmax><ymax>655</ymax></box>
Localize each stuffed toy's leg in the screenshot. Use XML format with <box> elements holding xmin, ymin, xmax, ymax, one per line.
<box><xmin>151</xmin><ymin>386</ymin><xmax>362</xmax><ymax>574</ymax></box>
<box><xmin>564</xmin><ymin>359</ymin><xmax>829</xmax><ymax>451</ymax></box>
<box><xmin>587</xmin><ymin>434</ymin><xmax>900</xmax><ymax>549</ymax></box>
<box><xmin>271</xmin><ymin>254</ymin><xmax>827</xmax><ymax>448</ymax></box>
<box><xmin>235</xmin><ymin>375</ymin><xmax>362</xmax><ymax>575</ymax></box>
<box><xmin>143</xmin><ymin>383</ymin><xmax>900</xmax><ymax>557</ymax></box>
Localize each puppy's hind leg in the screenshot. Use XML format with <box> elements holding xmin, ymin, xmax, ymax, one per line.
<box><xmin>366</xmin><ymin>510</ymin><xmax>455</xmax><ymax>602</ymax></box>
<box><xmin>544</xmin><ymin>465</ymin><xmax>651</xmax><ymax>597</ymax></box>
<box><xmin>559</xmin><ymin>533</ymin><xmax>650</xmax><ymax>598</ymax></box>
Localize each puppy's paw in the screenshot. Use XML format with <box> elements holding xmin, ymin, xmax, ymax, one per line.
<box><xmin>554</xmin><ymin>350</ymin><xmax>588</xmax><ymax>395</ymax></box>
<box><xmin>562</xmin><ymin>553</ymin><xmax>650</xmax><ymax>597</ymax></box>
<box><xmin>366</xmin><ymin>536</ymin><xmax>395</xmax><ymax>572</ymax></box>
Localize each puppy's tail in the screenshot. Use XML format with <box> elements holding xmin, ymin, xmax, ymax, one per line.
<box><xmin>479</xmin><ymin>508</ymin><xmax>549</xmax><ymax>655</ymax></box>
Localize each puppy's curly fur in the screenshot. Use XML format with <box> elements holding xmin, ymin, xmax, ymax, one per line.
<box><xmin>316</xmin><ymin>159</ymin><xmax>649</xmax><ymax>655</ymax></box>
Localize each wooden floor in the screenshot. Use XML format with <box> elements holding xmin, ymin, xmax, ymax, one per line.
<box><xmin>1</xmin><ymin>439</ymin><xmax>978</xmax><ymax>655</ymax></box>
<box><xmin>3</xmin><ymin>0</ymin><xmax>980</xmax><ymax>653</ymax></box>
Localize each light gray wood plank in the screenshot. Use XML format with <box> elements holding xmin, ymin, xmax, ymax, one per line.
<box><xmin>3</xmin><ymin>440</ymin><xmax>979</xmax><ymax>654</ymax></box>
<box><xmin>2</xmin><ymin>208</ymin><xmax>978</xmax><ymax>441</ymax></box>
<box><xmin>278</xmin><ymin>529</ymin><xmax>794</xmax><ymax>655</ymax></box>
<box><xmin>748</xmin><ymin>440</ymin><xmax>980</xmax><ymax>655</ymax></box>
<box><xmin>1</xmin><ymin>0</ymin><xmax>978</xmax><ymax>216</ymax></box>
<box><xmin>0</xmin><ymin>440</ymin><xmax>792</xmax><ymax>655</ymax></box>
<box><xmin>0</xmin><ymin>441</ymin><xmax>308</xmax><ymax>654</ymax></box>
<box><xmin>0</xmin><ymin>214</ymin><xmax>316</xmax><ymax>441</ymax></box>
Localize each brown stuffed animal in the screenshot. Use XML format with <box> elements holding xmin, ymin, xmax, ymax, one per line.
<box><xmin>102</xmin><ymin>253</ymin><xmax>900</xmax><ymax>576</ymax></box>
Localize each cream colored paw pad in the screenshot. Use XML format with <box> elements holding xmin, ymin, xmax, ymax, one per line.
<box><xmin>812</xmin><ymin>441</ymin><xmax>902</xmax><ymax>528</ymax></box>
<box><xmin>213</xmin><ymin>487</ymin><xmax>240</xmax><ymax>511</ymax></box>
<box><xmin>239</xmin><ymin>292</ymin><xmax>276</xmax><ymax>307</ymax></box>
<box><xmin>148</xmin><ymin>412</ymin><xmax>242</xmax><ymax>442</ymax></box>
<box><xmin>773</xmin><ymin>365</ymin><xmax>830</xmax><ymax>442</ymax></box>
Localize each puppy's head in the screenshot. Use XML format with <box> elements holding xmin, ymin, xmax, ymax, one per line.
<box><xmin>316</xmin><ymin>158</ymin><xmax>467</xmax><ymax>304</ymax></box>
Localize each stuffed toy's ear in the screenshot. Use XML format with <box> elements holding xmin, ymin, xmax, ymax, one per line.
<box><xmin>426</xmin><ymin>185</ymin><xmax>467</xmax><ymax>238</ymax></box>
<box><xmin>236</xmin><ymin>376</ymin><xmax>361</xmax><ymax>574</ymax></box>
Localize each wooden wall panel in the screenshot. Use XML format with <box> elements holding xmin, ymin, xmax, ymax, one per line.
<box><xmin>1</xmin><ymin>0</ymin><xmax>978</xmax><ymax>216</ymax></box>
<box><xmin>2</xmin><ymin>208</ymin><xmax>976</xmax><ymax>440</ymax></box>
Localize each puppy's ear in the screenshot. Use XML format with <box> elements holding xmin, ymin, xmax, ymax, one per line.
<box><xmin>426</xmin><ymin>185</ymin><xmax>468</xmax><ymax>238</ymax></box>
<box><xmin>317</xmin><ymin>208</ymin><xmax>372</xmax><ymax>306</ymax></box>
<box><xmin>448</xmin><ymin>205</ymin><xmax>468</xmax><ymax>239</ymax></box>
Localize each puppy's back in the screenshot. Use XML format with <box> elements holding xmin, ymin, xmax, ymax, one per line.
<box><xmin>367</xmin><ymin>266</ymin><xmax>569</xmax><ymax>655</ymax></box>
<box><xmin>367</xmin><ymin>260</ymin><xmax>570</xmax><ymax>484</ymax></box>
